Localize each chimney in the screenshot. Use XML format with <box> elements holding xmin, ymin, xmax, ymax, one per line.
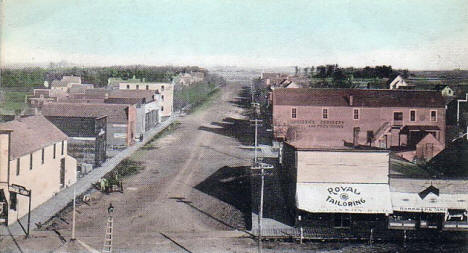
<box><xmin>349</xmin><ymin>95</ymin><xmax>354</xmax><ymax>106</ymax></box>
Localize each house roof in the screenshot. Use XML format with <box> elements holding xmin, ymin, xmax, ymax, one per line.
<box><xmin>0</xmin><ymin>116</ymin><xmax>68</xmax><ymax>160</ymax></box>
<box><xmin>41</xmin><ymin>103</ymin><xmax>131</xmax><ymax>123</ymax></box>
<box><xmin>51</xmin><ymin>76</ymin><xmax>82</xmax><ymax>88</ymax></box>
<box><xmin>272</xmin><ymin>88</ymin><xmax>446</xmax><ymax>108</ymax></box>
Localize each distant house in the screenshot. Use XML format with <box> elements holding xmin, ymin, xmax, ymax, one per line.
<box><xmin>26</xmin><ymin>89</ymin><xmax>68</xmax><ymax>108</ymax></box>
<box><xmin>0</xmin><ymin>116</ymin><xmax>77</xmax><ymax>225</ymax></box>
<box><xmin>41</xmin><ymin>103</ymin><xmax>137</xmax><ymax>151</ymax></box>
<box><xmin>50</xmin><ymin>76</ymin><xmax>82</xmax><ymax>92</ymax></box>
<box><xmin>434</xmin><ymin>85</ymin><xmax>455</xmax><ymax>97</ymax></box>
<box><xmin>119</xmin><ymin>80</ymin><xmax>173</xmax><ymax>119</ymax></box>
<box><xmin>389</xmin><ymin>75</ymin><xmax>415</xmax><ymax>90</ymax></box>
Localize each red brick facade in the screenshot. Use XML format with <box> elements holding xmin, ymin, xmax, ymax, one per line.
<box><xmin>272</xmin><ymin>89</ymin><xmax>446</xmax><ymax>160</ymax></box>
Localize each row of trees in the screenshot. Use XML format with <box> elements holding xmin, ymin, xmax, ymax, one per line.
<box><xmin>294</xmin><ymin>64</ymin><xmax>408</xmax><ymax>80</ymax></box>
<box><xmin>1</xmin><ymin>65</ymin><xmax>207</xmax><ymax>88</ymax></box>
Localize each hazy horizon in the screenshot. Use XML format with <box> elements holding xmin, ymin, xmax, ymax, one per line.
<box><xmin>2</xmin><ymin>0</ymin><xmax>468</xmax><ymax>70</ymax></box>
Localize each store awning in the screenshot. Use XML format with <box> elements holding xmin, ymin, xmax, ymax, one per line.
<box><xmin>391</xmin><ymin>192</ymin><xmax>468</xmax><ymax>213</ymax></box>
<box><xmin>296</xmin><ymin>183</ymin><xmax>393</xmax><ymax>214</ymax></box>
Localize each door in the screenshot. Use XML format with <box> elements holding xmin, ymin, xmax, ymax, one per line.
<box><xmin>60</xmin><ymin>158</ymin><xmax>65</xmax><ymax>187</ymax></box>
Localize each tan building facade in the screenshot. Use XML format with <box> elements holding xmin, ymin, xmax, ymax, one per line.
<box><xmin>0</xmin><ymin>116</ymin><xmax>77</xmax><ymax>225</ymax></box>
<box><xmin>119</xmin><ymin>82</ymin><xmax>173</xmax><ymax>118</ymax></box>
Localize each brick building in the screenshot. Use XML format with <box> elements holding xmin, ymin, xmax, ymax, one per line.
<box><xmin>41</xmin><ymin>103</ymin><xmax>137</xmax><ymax>151</ymax></box>
<box><xmin>273</xmin><ymin>88</ymin><xmax>446</xmax><ymax>161</ymax></box>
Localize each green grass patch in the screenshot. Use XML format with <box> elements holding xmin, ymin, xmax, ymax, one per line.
<box><xmin>190</xmin><ymin>88</ymin><xmax>220</xmax><ymax>114</ymax></box>
<box><xmin>0</xmin><ymin>91</ymin><xmax>29</xmax><ymax>113</ymax></box>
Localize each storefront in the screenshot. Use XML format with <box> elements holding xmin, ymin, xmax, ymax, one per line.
<box><xmin>296</xmin><ymin>183</ymin><xmax>393</xmax><ymax>229</ymax></box>
<box><xmin>390</xmin><ymin>190</ymin><xmax>468</xmax><ymax>231</ymax></box>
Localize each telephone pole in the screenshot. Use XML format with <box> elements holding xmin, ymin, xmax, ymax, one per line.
<box><xmin>250</xmin><ymin>111</ymin><xmax>272</xmax><ymax>253</ymax></box>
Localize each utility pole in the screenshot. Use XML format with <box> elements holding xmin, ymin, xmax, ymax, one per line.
<box><xmin>250</xmin><ymin>117</ymin><xmax>262</xmax><ymax>164</ymax></box>
<box><xmin>71</xmin><ymin>185</ymin><xmax>76</xmax><ymax>240</ymax></box>
<box><xmin>250</xmin><ymin>112</ymin><xmax>273</xmax><ymax>253</ymax></box>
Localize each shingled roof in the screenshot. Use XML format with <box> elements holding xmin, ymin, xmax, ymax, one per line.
<box><xmin>272</xmin><ymin>88</ymin><xmax>446</xmax><ymax>108</ymax></box>
<box><xmin>0</xmin><ymin>116</ymin><xmax>68</xmax><ymax>160</ymax></box>
<box><xmin>41</xmin><ymin>103</ymin><xmax>131</xmax><ymax>123</ymax></box>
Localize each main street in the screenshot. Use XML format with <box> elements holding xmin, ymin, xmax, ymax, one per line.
<box><xmin>2</xmin><ymin>81</ymin><xmax>260</xmax><ymax>253</ymax></box>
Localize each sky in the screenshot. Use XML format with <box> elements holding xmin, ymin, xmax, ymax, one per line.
<box><xmin>1</xmin><ymin>0</ymin><xmax>468</xmax><ymax>69</ymax></box>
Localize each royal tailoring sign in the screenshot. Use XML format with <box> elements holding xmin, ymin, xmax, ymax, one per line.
<box><xmin>296</xmin><ymin>183</ymin><xmax>393</xmax><ymax>214</ymax></box>
<box><xmin>326</xmin><ymin>186</ymin><xmax>366</xmax><ymax>207</ymax></box>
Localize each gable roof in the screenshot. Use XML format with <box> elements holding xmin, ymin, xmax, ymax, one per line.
<box><xmin>418</xmin><ymin>185</ymin><xmax>440</xmax><ymax>199</ymax></box>
<box><xmin>41</xmin><ymin>103</ymin><xmax>131</xmax><ymax>123</ymax></box>
<box><xmin>0</xmin><ymin>116</ymin><xmax>68</xmax><ymax>160</ymax></box>
<box><xmin>272</xmin><ymin>88</ymin><xmax>446</xmax><ymax>108</ymax></box>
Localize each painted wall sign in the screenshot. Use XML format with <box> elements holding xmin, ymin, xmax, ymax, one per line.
<box><xmin>326</xmin><ymin>186</ymin><xmax>366</xmax><ymax>207</ymax></box>
<box><xmin>296</xmin><ymin>183</ymin><xmax>393</xmax><ymax>214</ymax></box>
<box><xmin>287</xmin><ymin>120</ymin><xmax>345</xmax><ymax>129</ymax></box>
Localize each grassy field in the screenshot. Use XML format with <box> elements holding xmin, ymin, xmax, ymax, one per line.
<box><xmin>0</xmin><ymin>91</ymin><xmax>29</xmax><ymax>113</ymax></box>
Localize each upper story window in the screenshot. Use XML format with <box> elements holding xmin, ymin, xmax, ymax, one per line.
<box><xmin>61</xmin><ymin>140</ymin><xmax>64</xmax><ymax>155</ymax></box>
<box><xmin>322</xmin><ymin>108</ymin><xmax>328</xmax><ymax>119</ymax></box>
<box><xmin>410</xmin><ymin>110</ymin><xmax>416</xmax><ymax>122</ymax></box>
<box><xmin>146</xmin><ymin>85</ymin><xmax>149</xmax><ymax>90</ymax></box>
<box><xmin>53</xmin><ymin>143</ymin><xmax>56</xmax><ymax>159</ymax></box>
<box><xmin>42</xmin><ymin>148</ymin><xmax>45</xmax><ymax>164</ymax></box>
<box><xmin>431</xmin><ymin>110</ymin><xmax>437</xmax><ymax>122</ymax></box>
<box><xmin>16</xmin><ymin>158</ymin><xmax>20</xmax><ymax>176</ymax></box>
<box><xmin>161</xmin><ymin>106</ymin><xmax>164</xmax><ymax>112</ymax></box>
<box><xmin>126</xmin><ymin>84</ymin><xmax>130</xmax><ymax>89</ymax></box>
<box><xmin>394</xmin><ymin>112</ymin><xmax>403</xmax><ymax>121</ymax></box>
<box><xmin>353</xmin><ymin>109</ymin><xmax>359</xmax><ymax>120</ymax></box>
<box><xmin>161</xmin><ymin>85</ymin><xmax>165</xmax><ymax>91</ymax></box>
<box><xmin>291</xmin><ymin>108</ymin><xmax>297</xmax><ymax>119</ymax></box>
<box><xmin>136</xmin><ymin>85</ymin><xmax>140</xmax><ymax>90</ymax></box>
<box><xmin>161</xmin><ymin>95</ymin><xmax>165</xmax><ymax>101</ymax></box>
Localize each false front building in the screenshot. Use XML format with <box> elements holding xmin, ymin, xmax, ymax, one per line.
<box><xmin>282</xmin><ymin>142</ymin><xmax>392</xmax><ymax>229</ymax></box>
<box><xmin>0</xmin><ymin>116</ymin><xmax>77</xmax><ymax>225</ymax></box>
<box><xmin>273</xmin><ymin>88</ymin><xmax>446</xmax><ymax>161</ymax></box>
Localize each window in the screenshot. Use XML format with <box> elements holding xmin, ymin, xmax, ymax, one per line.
<box><xmin>161</xmin><ymin>95</ymin><xmax>164</xmax><ymax>101</ymax></box>
<box><xmin>30</xmin><ymin>153</ymin><xmax>33</xmax><ymax>170</ymax></box>
<box><xmin>161</xmin><ymin>106</ymin><xmax>164</xmax><ymax>112</ymax></box>
<box><xmin>394</xmin><ymin>112</ymin><xmax>403</xmax><ymax>121</ymax></box>
<box><xmin>410</xmin><ymin>110</ymin><xmax>416</xmax><ymax>122</ymax></box>
<box><xmin>136</xmin><ymin>85</ymin><xmax>139</xmax><ymax>90</ymax></box>
<box><xmin>431</xmin><ymin>110</ymin><xmax>437</xmax><ymax>122</ymax></box>
<box><xmin>53</xmin><ymin>143</ymin><xmax>56</xmax><ymax>159</ymax></box>
<box><xmin>334</xmin><ymin>214</ymin><xmax>351</xmax><ymax>228</ymax></box>
<box><xmin>161</xmin><ymin>85</ymin><xmax>165</xmax><ymax>91</ymax></box>
<box><xmin>16</xmin><ymin>158</ymin><xmax>20</xmax><ymax>176</ymax></box>
<box><xmin>41</xmin><ymin>148</ymin><xmax>45</xmax><ymax>164</ymax></box>
<box><xmin>126</xmin><ymin>84</ymin><xmax>130</xmax><ymax>89</ymax></box>
<box><xmin>291</xmin><ymin>108</ymin><xmax>297</xmax><ymax>118</ymax></box>
<box><xmin>10</xmin><ymin>192</ymin><xmax>17</xmax><ymax>210</ymax></box>
<box><xmin>353</xmin><ymin>109</ymin><xmax>359</xmax><ymax>120</ymax></box>
<box><xmin>322</xmin><ymin>108</ymin><xmax>328</xmax><ymax>119</ymax></box>
<box><xmin>61</xmin><ymin>140</ymin><xmax>64</xmax><ymax>155</ymax></box>
<box><xmin>146</xmin><ymin>85</ymin><xmax>149</xmax><ymax>90</ymax></box>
